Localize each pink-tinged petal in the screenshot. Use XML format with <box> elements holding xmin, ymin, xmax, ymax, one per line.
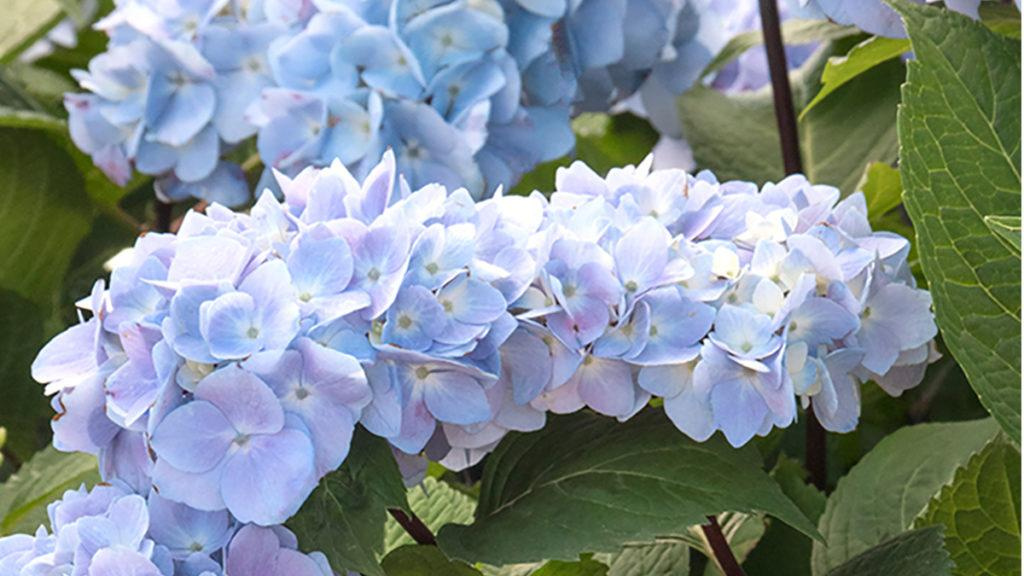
<box><xmin>221</xmin><ymin>429</ymin><xmax>316</xmax><ymax>525</ymax></box>
<box><xmin>51</xmin><ymin>373</ymin><xmax>119</xmax><ymax>455</ymax></box>
<box><xmin>226</xmin><ymin>525</ymin><xmax>280</xmax><ymax>576</ymax></box>
<box><xmin>576</xmin><ymin>356</ymin><xmax>635</xmax><ymax>417</ymax></box>
<box><xmin>196</xmin><ymin>366</ymin><xmax>284</xmax><ymax>435</ymax></box>
<box><xmin>151</xmin><ymin>401</ymin><xmax>234</xmax><ymax>474</ymax></box>
<box><xmin>391</xmin><ymin>398</ymin><xmax>436</xmax><ymax>454</ymax></box>
<box><xmin>276</xmin><ymin>549</ymin><xmax>330</xmax><ymax>576</ymax></box>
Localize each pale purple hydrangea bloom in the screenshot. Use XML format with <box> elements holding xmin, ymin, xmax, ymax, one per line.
<box><xmin>27</xmin><ymin>154</ymin><xmax>935</xmax><ymax>562</ymax></box>
<box><xmin>0</xmin><ymin>483</ymin><xmax>329</xmax><ymax>576</ymax></box>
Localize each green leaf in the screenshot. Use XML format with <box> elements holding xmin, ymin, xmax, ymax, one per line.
<box><xmin>605</xmin><ymin>539</ymin><xmax>690</xmax><ymax>576</ymax></box>
<box><xmin>743</xmin><ymin>456</ymin><xmax>826</xmax><ymax>576</ymax></box>
<box><xmin>0</xmin><ymin>290</ymin><xmax>51</xmax><ymax>460</ymax></box>
<box><xmin>979</xmin><ymin>3</ymin><xmax>1022</xmax><ymax>39</ymax></box>
<box><xmin>914</xmin><ymin>436</ymin><xmax>1021</xmax><ymax>576</ymax></box>
<box><xmin>702</xmin><ymin>20</ymin><xmax>858</xmax><ymax>79</ymax></box>
<box><xmin>826</xmin><ymin>526</ymin><xmax>953</xmax><ymax>576</ymax></box>
<box><xmin>802</xmin><ymin>36</ymin><xmax>909</xmax><ymax>117</ymax></box>
<box><xmin>811</xmin><ymin>419</ymin><xmax>999</xmax><ymax>575</ymax></box>
<box><xmin>0</xmin><ymin>128</ymin><xmax>93</xmax><ymax>310</ymax></box>
<box><xmin>384</xmin><ymin>477</ymin><xmax>476</xmax><ymax>553</ymax></box>
<box><xmin>893</xmin><ymin>0</ymin><xmax>1022</xmax><ymax>443</ymax></box>
<box><xmin>288</xmin><ymin>427</ymin><xmax>409</xmax><ymax>576</ymax></box>
<box><xmin>381</xmin><ymin>545</ymin><xmax>482</xmax><ymax>576</ymax></box>
<box><xmin>0</xmin><ymin>0</ymin><xmax>63</xmax><ymax>63</ymax></box>
<box><xmin>856</xmin><ymin>162</ymin><xmax>920</xmax><ymax>276</ymax></box>
<box><xmin>860</xmin><ymin>162</ymin><xmax>903</xmax><ymax>220</ymax></box>
<box><xmin>2</xmin><ymin>62</ymin><xmax>77</xmax><ymax>115</ymax></box>
<box><xmin>437</xmin><ymin>410</ymin><xmax>820</xmax><ymax>566</ymax></box>
<box><xmin>0</xmin><ymin>106</ymin><xmax>64</xmax><ymax>131</ymax></box>
<box><xmin>984</xmin><ymin>215</ymin><xmax>1021</xmax><ymax>256</ymax></box>
<box><xmin>680</xmin><ymin>40</ymin><xmax>903</xmax><ymax>195</ymax></box>
<box><xmin>510</xmin><ymin>113</ymin><xmax>657</xmax><ymax>196</ymax></box>
<box><xmin>479</xmin><ymin>564</ymin><xmax>540</xmax><ymax>576</ymax></box>
<box><xmin>534</xmin><ymin>556</ymin><xmax>610</xmax><ymax>576</ymax></box>
<box><xmin>0</xmin><ymin>446</ymin><xmax>99</xmax><ymax>535</ymax></box>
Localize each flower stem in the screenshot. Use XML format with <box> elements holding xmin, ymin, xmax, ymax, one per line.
<box><xmin>700</xmin><ymin>515</ymin><xmax>747</xmax><ymax>576</ymax></box>
<box><xmin>758</xmin><ymin>0</ymin><xmax>804</xmax><ymax>175</ymax></box>
<box><xmin>388</xmin><ymin>508</ymin><xmax>437</xmax><ymax>546</ymax></box>
<box><xmin>805</xmin><ymin>405</ymin><xmax>827</xmax><ymax>490</ymax></box>
<box><xmin>758</xmin><ymin>0</ymin><xmax>827</xmax><ymax>490</ymax></box>
<box><xmin>154</xmin><ymin>198</ymin><xmax>173</xmax><ymax>233</ymax></box>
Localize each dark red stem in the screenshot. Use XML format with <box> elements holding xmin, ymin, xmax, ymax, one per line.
<box><xmin>388</xmin><ymin>508</ymin><xmax>437</xmax><ymax>546</ymax></box>
<box><xmin>154</xmin><ymin>198</ymin><xmax>173</xmax><ymax>233</ymax></box>
<box><xmin>701</xmin><ymin>515</ymin><xmax>747</xmax><ymax>576</ymax></box>
<box><xmin>758</xmin><ymin>0</ymin><xmax>804</xmax><ymax>175</ymax></box>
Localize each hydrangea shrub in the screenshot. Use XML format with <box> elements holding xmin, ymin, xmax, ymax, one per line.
<box><xmin>0</xmin><ymin>0</ymin><xmax>1017</xmax><ymax>574</ymax></box>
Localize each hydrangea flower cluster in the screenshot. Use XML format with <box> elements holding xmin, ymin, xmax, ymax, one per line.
<box><xmin>65</xmin><ymin>0</ymin><xmax>781</xmax><ymax>204</ymax></box>
<box><xmin>803</xmin><ymin>0</ymin><xmax>1004</xmax><ymax>38</ymax></box>
<box><xmin>64</xmin><ymin>0</ymin><xmax>299</xmax><ymax>206</ymax></box>
<box><xmin>18</xmin><ymin>155</ymin><xmax>935</xmax><ymax>568</ymax></box>
<box><xmin>0</xmin><ymin>483</ymin><xmax>332</xmax><ymax>576</ymax></box>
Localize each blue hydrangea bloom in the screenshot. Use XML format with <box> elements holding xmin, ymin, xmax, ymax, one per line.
<box><xmin>28</xmin><ymin>153</ymin><xmax>935</xmax><ymax>564</ymax></box>
<box><xmin>65</xmin><ymin>0</ymin><xmax>293</xmax><ymax>205</ymax></box>
<box><xmin>71</xmin><ymin>0</ymin><xmax>838</xmax><ymax>203</ymax></box>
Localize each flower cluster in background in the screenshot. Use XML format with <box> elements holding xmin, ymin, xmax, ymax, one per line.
<box><xmin>65</xmin><ymin>0</ymin><xmax>794</xmax><ymax>206</ymax></box>
<box><xmin>804</xmin><ymin>0</ymin><xmax>1002</xmax><ymax>38</ymax></box>
<box><xmin>0</xmin><ymin>483</ymin><xmax>331</xmax><ymax>575</ymax></box>
<box><xmin>9</xmin><ymin>153</ymin><xmax>936</xmax><ymax>568</ymax></box>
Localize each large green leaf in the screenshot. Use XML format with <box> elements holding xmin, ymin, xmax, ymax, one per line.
<box><xmin>744</xmin><ymin>456</ymin><xmax>827</xmax><ymax>576</ymax></box>
<box><xmin>0</xmin><ymin>446</ymin><xmax>99</xmax><ymax>535</ymax></box>
<box><xmin>893</xmin><ymin>0</ymin><xmax>1022</xmax><ymax>443</ymax></box>
<box><xmin>914</xmin><ymin>436</ymin><xmax>1021</xmax><ymax>576</ymax></box>
<box><xmin>826</xmin><ymin>526</ymin><xmax>953</xmax><ymax>576</ymax></box>
<box><xmin>437</xmin><ymin>410</ymin><xmax>819</xmax><ymax>566</ymax></box>
<box><xmin>0</xmin><ymin>0</ymin><xmax>63</xmax><ymax>63</ymax></box>
<box><xmin>0</xmin><ymin>128</ymin><xmax>93</xmax><ymax>310</ymax></box>
<box><xmin>680</xmin><ymin>40</ymin><xmax>903</xmax><ymax>195</ymax></box>
<box><xmin>288</xmin><ymin>428</ymin><xmax>410</xmax><ymax>576</ymax></box>
<box><xmin>802</xmin><ymin>36</ymin><xmax>909</xmax><ymax>116</ymax></box>
<box><xmin>384</xmin><ymin>477</ymin><xmax>476</xmax><ymax>552</ymax></box>
<box><xmin>811</xmin><ymin>419</ymin><xmax>999</xmax><ymax>575</ymax></box>
<box><xmin>0</xmin><ymin>290</ymin><xmax>52</xmax><ymax>460</ymax></box>
<box><xmin>381</xmin><ymin>545</ymin><xmax>482</xmax><ymax>576</ymax></box>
